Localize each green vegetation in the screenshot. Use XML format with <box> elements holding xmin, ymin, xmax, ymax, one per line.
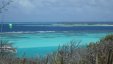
<box><xmin>0</xmin><ymin>34</ymin><xmax>113</xmax><ymax>64</ymax></box>
<box><xmin>101</xmin><ymin>34</ymin><xmax>113</xmax><ymax>41</ymax></box>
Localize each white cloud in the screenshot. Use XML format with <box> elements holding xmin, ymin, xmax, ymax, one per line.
<box><xmin>6</xmin><ymin>0</ymin><xmax>113</xmax><ymax>21</ymax></box>
<box><xmin>13</xmin><ymin>0</ymin><xmax>113</xmax><ymax>10</ymax></box>
<box><xmin>15</xmin><ymin>0</ymin><xmax>35</xmax><ymax>10</ymax></box>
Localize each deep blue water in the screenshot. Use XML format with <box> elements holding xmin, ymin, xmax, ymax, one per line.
<box><xmin>1</xmin><ymin>22</ymin><xmax>113</xmax><ymax>32</ymax></box>
<box><xmin>3</xmin><ymin>25</ymin><xmax>113</xmax><ymax>32</ymax></box>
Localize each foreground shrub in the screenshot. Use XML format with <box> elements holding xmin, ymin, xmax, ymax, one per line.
<box><xmin>86</xmin><ymin>34</ymin><xmax>113</xmax><ymax>64</ymax></box>
<box><xmin>47</xmin><ymin>41</ymin><xmax>81</xmax><ymax>64</ymax></box>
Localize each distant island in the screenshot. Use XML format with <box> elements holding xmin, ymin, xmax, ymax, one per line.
<box><xmin>52</xmin><ymin>23</ymin><xmax>113</xmax><ymax>27</ymax></box>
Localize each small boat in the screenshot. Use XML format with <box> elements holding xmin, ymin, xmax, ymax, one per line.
<box><xmin>0</xmin><ymin>43</ymin><xmax>17</xmax><ymax>53</ymax></box>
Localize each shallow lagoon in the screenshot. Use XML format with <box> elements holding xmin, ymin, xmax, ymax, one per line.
<box><xmin>2</xmin><ymin>32</ymin><xmax>110</xmax><ymax>48</ymax></box>
<box><xmin>1</xmin><ymin>31</ymin><xmax>113</xmax><ymax>57</ymax></box>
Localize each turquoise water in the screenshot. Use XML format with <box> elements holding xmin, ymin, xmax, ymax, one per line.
<box><xmin>4</xmin><ymin>32</ymin><xmax>111</xmax><ymax>48</ymax></box>
<box><xmin>1</xmin><ymin>22</ymin><xmax>113</xmax><ymax>57</ymax></box>
<box><xmin>1</xmin><ymin>31</ymin><xmax>113</xmax><ymax>57</ymax></box>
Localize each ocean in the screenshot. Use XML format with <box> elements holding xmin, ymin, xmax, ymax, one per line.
<box><xmin>0</xmin><ymin>22</ymin><xmax>113</xmax><ymax>57</ymax></box>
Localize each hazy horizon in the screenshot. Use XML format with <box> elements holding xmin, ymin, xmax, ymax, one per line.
<box><xmin>4</xmin><ymin>21</ymin><xmax>113</xmax><ymax>23</ymax></box>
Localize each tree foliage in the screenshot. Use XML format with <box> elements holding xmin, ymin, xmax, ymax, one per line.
<box><xmin>0</xmin><ymin>0</ymin><xmax>13</xmax><ymax>13</ymax></box>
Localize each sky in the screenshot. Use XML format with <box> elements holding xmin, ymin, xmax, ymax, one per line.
<box><xmin>1</xmin><ymin>0</ymin><xmax>113</xmax><ymax>22</ymax></box>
